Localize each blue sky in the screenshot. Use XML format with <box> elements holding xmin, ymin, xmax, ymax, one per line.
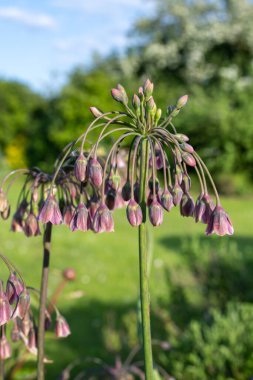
<box><xmin>0</xmin><ymin>0</ymin><xmax>153</xmax><ymax>92</ymax></box>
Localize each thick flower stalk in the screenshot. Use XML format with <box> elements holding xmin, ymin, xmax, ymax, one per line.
<box><xmin>41</xmin><ymin>79</ymin><xmax>233</xmax><ymax>379</ymax></box>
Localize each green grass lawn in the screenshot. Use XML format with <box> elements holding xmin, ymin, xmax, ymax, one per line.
<box><xmin>0</xmin><ymin>195</ymin><xmax>252</xmax><ymax>378</ymax></box>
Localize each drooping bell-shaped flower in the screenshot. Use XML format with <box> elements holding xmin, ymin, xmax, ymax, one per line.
<box><xmin>206</xmin><ymin>206</ymin><xmax>234</xmax><ymax>236</ymax></box>
<box><xmin>63</xmin><ymin>204</ymin><xmax>76</xmax><ymax>227</ymax></box>
<box><xmin>172</xmin><ymin>182</ymin><xmax>183</xmax><ymax>206</ymax></box>
<box><xmin>74</xmin><ymin>153</ymin><xmax>87</xmax><ymax>182</ymax></box>
<box><xmin>6</xmin><ymin>272</ymin><xmax>24</xmax><ymax>305</ymax></box>
<box><xmin>0</xmin><ymin>281</ymin><xmax>11</xmax><ymax>326</ymax></box>
<box><xmin>13</xmin><ymin>288</ymin><xmax>30</xmax><ymax>319</ymax></box>
<box><xmin>0</xmin><ymin>332</ymin><xmax>11</xmax><ymax>360</ymax></box>
<box><xmin>126</xmin><ymin>199</ymin><xmax>143</xmax><ymax>227</ymax></box>
<box><xmin>149</xmin><ymin>197</ymin><xmax>163</xmax><ymax>227</ymax></box>
<box><xmin>24</xmin><ymin>212</ymin><xmax>41</xmax><ymax>237</ymax></box>
<box><xmin>70</xmin><ymin>203</ymin><xmax>89</xmax><ymax>232</ymax></box>
<box><xmin>55</xmin><ymin>315</ymin><xmax>71</xmax><ymax>338</ymax></box>
<box><xmin>201</xmin><ymin>194</ymin><xmax>215</xmax><ymax>224</ymax></box>
<box><xmin>122</xmin><ymin>181</ymin><xmax>131</xmax><ymax>202</ymax></box>
<box><xmin>161</xmin><ymin>189</ymin><xmax>174</xmax><ymax>212</ymax></box>
<box><xmin>180</xmin><ymin>192</ymin><xmax>195</xmax><ymax>217</ymax></box>
<box><xmin>93</xmin><ymin>204</ymin><xmax>114</xmax><ymax>233</ymax></box>
<box><xmin>88</xmin><ymin>158</ymin><xmax>103</xmax><ymax>187</ymax></box>
<box><xmin>38</xmin><ymin>194</ymin><xmax>62</xmax><ymax>225</ymax></box>
<box><xmin>11</xmin><ymin>319</ymin><xmax>20</xmax><ymax>342</ymax></box>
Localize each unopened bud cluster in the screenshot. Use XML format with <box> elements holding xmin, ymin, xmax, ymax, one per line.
<box><xmin>0</xmin><ymin>253</ymin><xmax>70</xmax><ymax>361</ymax></box>
<box><xmin>0</xmin><ymin>79</ymin><xmax>233</xmax><ymax>237</ymax></box>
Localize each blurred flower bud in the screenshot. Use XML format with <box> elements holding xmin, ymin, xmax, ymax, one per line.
<box><xmin>24</xmin><ymin>212</ymin><xmax>41</xmax><ymax>237</ymax></box>
<box><xmin>74</xmin><ymin>153</ymin><xmax>87</xmax><ymax>182</ymax></box>
<box><xmin>149</xmin><ymin>198</ymin><xmax>163</xmax><ymax>227</ymax></box>
<box><xmin>175</xmin><ymin>165</ymin><xmax>183</xmax><ymax>184</ymax></box>
<box><xmin>70</xmin><ymin>203</ymin><xmax>89</xmax><ymax>232</ymax></box>
<box><xmin>161</xmin><ymin>189</ymin><xmax>174</xmax><ymax>212</ymax></box>
<box><xmin>6</xmin><ymin>272</ymin><xmax>24</xmax><ymax>305</ymax></box>
<box><xmin>28</xmin><ymin>328</ymin><xmax>37</xmax><ymax>355</ymax></box>
<box><xmin>88</xmin><ymin>158</ymin><xmax>103</xmax><ymax>188</ymax></box>
<box><xmin>63</xmin><ymin>268</ymin><xmax>76</xmax><ymax>281</ymax></box>
<box><xmin>1</xmin><ymin>205</ymin><xmax>10</xmax><ymax>220</ymax></box>
<box><xmin>0</xmin><ymin>333</ymin><xmax>11</xmax><ymax>360</ymax></box>
<box><xmin>132</xmin><ymin>94</ymin><xmax>141</xmax><ymax>116</ymax></box>
<box><xmin>194</xmin><ymin>194</ymin><xmax>206</xmax><ymax>223</ymax></box>
<box><xmin>105</xmin><ymin>188</ymin><xmax>116</xmax><ymax>211</ymax></box>
<box><xmin>180</xmin><ymin>192</ymin><xmax>195</xmax><ymax>217</ymax></box>
<box><xmin>63</xmin><ymin>205</ymin><xmax>75</xmax><ymax>227</ymax></box>
<box><xmin>20</xmin><ymin>311</ymin><xmax>31</xmax><ymax>336</ymax></box>
<box><xmin>143</xmin><ymin>79</ymin><xmax>154</xmax><ymax>99</ymax></box>
<box><xmin>122</xmin><ymin>181</ymin><xmax>131</xmax><ymax>202</ymax></box>
<box><xmin>126</xmin><ymin>199</ymin><xmax>143</xmax><ymax>227</ymax></box>
<box><xmin>0</xmin><ymin>281</ymin><xmax>11</xmax><ymax>326</ymax></box>
<box><xmin>13</xmin><ymin>288</ymin><xmax>30</xmax><ymax>319</ymax></box>
<box><xmin>201</xmin><ymin>194</ymin><xmax>215</xmax><ymax>224</ymax></box>
<box><xmin>154</xmin><ymin>108</ymin><xmax>162</xmax><ymax>125</ymax></box>
<box><xmin>11</xmin><ymin>319</ymin><xmax>20</xmax><ymax>342</ymax></box>
<box><xmin>93</xmin><ymin>204</ymin><xmax>114</xmax><ymax>233</ymax></box>
<box><xmin>172</xmin><ymin>183</ymin><xmax>183</xmax><ymax>206</ymax></box>
<box><xmin>180</xmin><ymin>143</ymin><xmax>194</xmax><ymax>154</ymax></box>
<box><xmin>0</xmin><ymin>189</ymin><xmax>8</xmax><ymax>213</ymax></box>
<box><xmin>38</xmin><ymin>194</ymin><xmax>62</xmax><ymax>225</ymax></box>
<box><xmin>111</xmin><ymin>84</ymin><xmax>128</xmax><ymax>105</ymax></box>
<box><xmin>182</xmin><ymin>152</ymin><xmax>196</xmax><ymax>167</ymax></box>
<box><xmin>89</xmin><ymin>107</ymin><xmax>103</xmax><ymax>118</ymax></box>
<box><xmin>55</xmin><ymin>315</ymin><xmax>71</xmax><ymax>338</ymax></box>
<box><xmin>174</xmin><ymin>134</ymin><xmax>189</xmax><ymax>142</ymax></box>
<box><xmin>176</xmin><ymin>95</ymin><xmax>188</xmax><ymax>109</ymax></box>
<box><xmin>45</xmin><ymin>309</ymin><xmax>52</xmax><ymax>331</ymax></box>
<box><xmin>206</xmin><ymin>205</ymin><xmax>234</xmax><ymax>236</ymax></box>
<box><xmin>181</xmin><ymin>173</ymin><xmax>191</xmax><ymax>193</ymax></box>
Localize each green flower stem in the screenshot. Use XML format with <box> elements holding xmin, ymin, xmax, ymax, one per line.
<box><xmin>37</xmin><ymin>222</ymin><xmax>52</xmax><ymax>380</ymax></box>
<box><xmin>0</xmin><ymin>358</ymin><xmax>4</xmax><ymax>380</ymax></box>
<box><xmin>138</xmin><ymin>138</ymin><xmax>154</xmax><ymax>379</ymax></box>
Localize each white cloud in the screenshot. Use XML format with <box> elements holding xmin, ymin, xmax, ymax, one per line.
<box><xmin>0</xmin><ymin>7</ymin><xmax>56</xmax><ymax>29</ymax></box>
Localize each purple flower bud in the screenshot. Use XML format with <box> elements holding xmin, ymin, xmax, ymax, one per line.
<box><xmin>180</xmin><ymin>143</ymin><xmax>194</xmax><ymax>154</ymax></box>
<box><xmin>127</xmin><ymin>199</ymin><xmax>143</xmax><ymax>227</ymax></box>
<box><xmin>74</xmin><ymin>153</ymin><xmax>87</xmax><ymax>182</ymax></box>
<box><xmin>93</xmin><ymin>204</ymin><xmax>114</xmax><ymax>233</ymax></box>
<box><xmin>132</xmin><ymin>94</ymin><xmax>141</xmax><ymax>112</ymax></box>
<box><xmin>63</xmin><ymin>204</ymin><xmax>76</xmax><ymax>226</ymax></box>
<box><xmin>143</xmin><ymin>79</ymin><xmax>154</xmax><ymax>99</ymax></box>
<box><xmin>111</xmin><ymin>84</ymin><xmax>128</xmax><ymax>105</ymax></box>
<box><xmin>172</xmin><ymin>183</ymin><xmax>183</xmax><ymax>206</ymax></box>
<box><xmin>175</xmin><ymin>165</ymin><xmax>183</xmax><ymax>184</ymax></box>
<box><xmin>13</xmin><ymin>288</ymin><xmax>30</xmax><ymax>319</ymax></box>
<box><xmin>174</xmin><ymin>134</ymin><xmax>189</xmax><ymax>142</ymax></box>
<box><xmin>11</xmin><ymin>319</ymin><xmax>20</xmax><ymax>342</ymax></box>
<box><xmin>181</xmin><ymin>173</ymin><xmax>191</xmax><ymax>193</ymax></box>
<box><xmin>194</xmin><ymin>194</ymin><xmax>206</xmax><ymax>223</ymax></box>
<box><xmin>0</xmin><ymin>281</ymin><xmax>11</xmax><ymax>326</ymax></box>
<box><xmin>38</xmin><ymin>195</ymin><xmax>62</xmax><ymax>225</ymax></box>
<box><xmin>134</xmin><ymin>181</ymin><xmax>140</xmax><ymax>203</ymax></box>
<box><xmin>28</xmin><ymin>328</ymin><xmax>37</xmax><ymax>355</ymax></box>
<box><xmin>146</xmin><ymin>96</ymin><xmax>156</xmax><ymax>112</ymax></box>
<box><xmin>105</xmin><ymin>188</ymin><xmax>117</xmax><ymax>211</ymax></box>
<box><xmin>24</xmin><ymin>212</ymin><xmax>41</xmax><ymax>237</ymax></box>
<box><xmin>206</xmin><ymin>206</ymin><xmax>234</xmax><ymax>236</ymax></box>
<box><xmin>6</xmin><ymin>272</ymin><xmax>24</xmax><ymax>305</ymax></box>
<box><xmin>161</xmin><ymin>189</ymin><xmax>174</xmax><ymax>211</ymax></box>
<box><xmin>0</xmin><ymin>333</ymin><xmax>11</xmax><ymax>360</ymax></box>
<box><xmin>154</xmin><ymin>108</ymin><xmax>162</xmax><ymax>124</ymax></box>
<box><xmin>88</xmin><ymin>158</ymin><xmax>103</xmax><ymax>188</ymax></box>
<box><xmin>122</xmin><ymin>181</ymin><xmax>131</xmax><ymax>202</ymax></box>
<box><xmin>55</xmin><ymin>315</ymin><xmax>71</xmax><ymax>338</ymax></box>
<box><xmin>201</xmin><ymin>194</ymin><xmax>215</xmax><ymax>224</ymax></box>
<box><xmin>182</xmin><ymin>153</ymin><xmax>196</xmax><ymax>167</ymax></box>
<box><xmin>21</xmin><ymin>311</ymin><xmax>31</xmax><ymax>336</ymax></box>
<box><xmin>89</xmin><ymin>106</ymin><xmax>103</xmax><ymax>118</ymax></box>
<box><xmin>180</xmin><ymin>192</ymin><xmax>195</xmax><ymax>217</ymax></box>
<box><xmin>149</xmin><ymin>198</ymin><xmax>163</xmax><ymax>227</ymax></box>
<box><xmin>176</xmin><ymin>94</ymin><xmax>188</xmax><ymax>109</ymax></box>
<box><xmin>70</xmin><ymin>203</ymin><xmax>89</xmax><ymax>232</ymax></box>
<box><xmin>0</xmin><ymin>189</ymin><xmax>8</xmax><ymax>213</ymax></box>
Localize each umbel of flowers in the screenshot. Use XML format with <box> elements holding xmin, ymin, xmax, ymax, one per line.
<box><xmin>0</xmin><ymin>79</ymin><xmax>233</xmax><ymax>380</ymax></box>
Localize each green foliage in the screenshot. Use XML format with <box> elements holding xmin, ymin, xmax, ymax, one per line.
<box><xmin>170</xmin><ymin>304</ymin><xmax>253</xmax><ymax>380</ymax></box>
